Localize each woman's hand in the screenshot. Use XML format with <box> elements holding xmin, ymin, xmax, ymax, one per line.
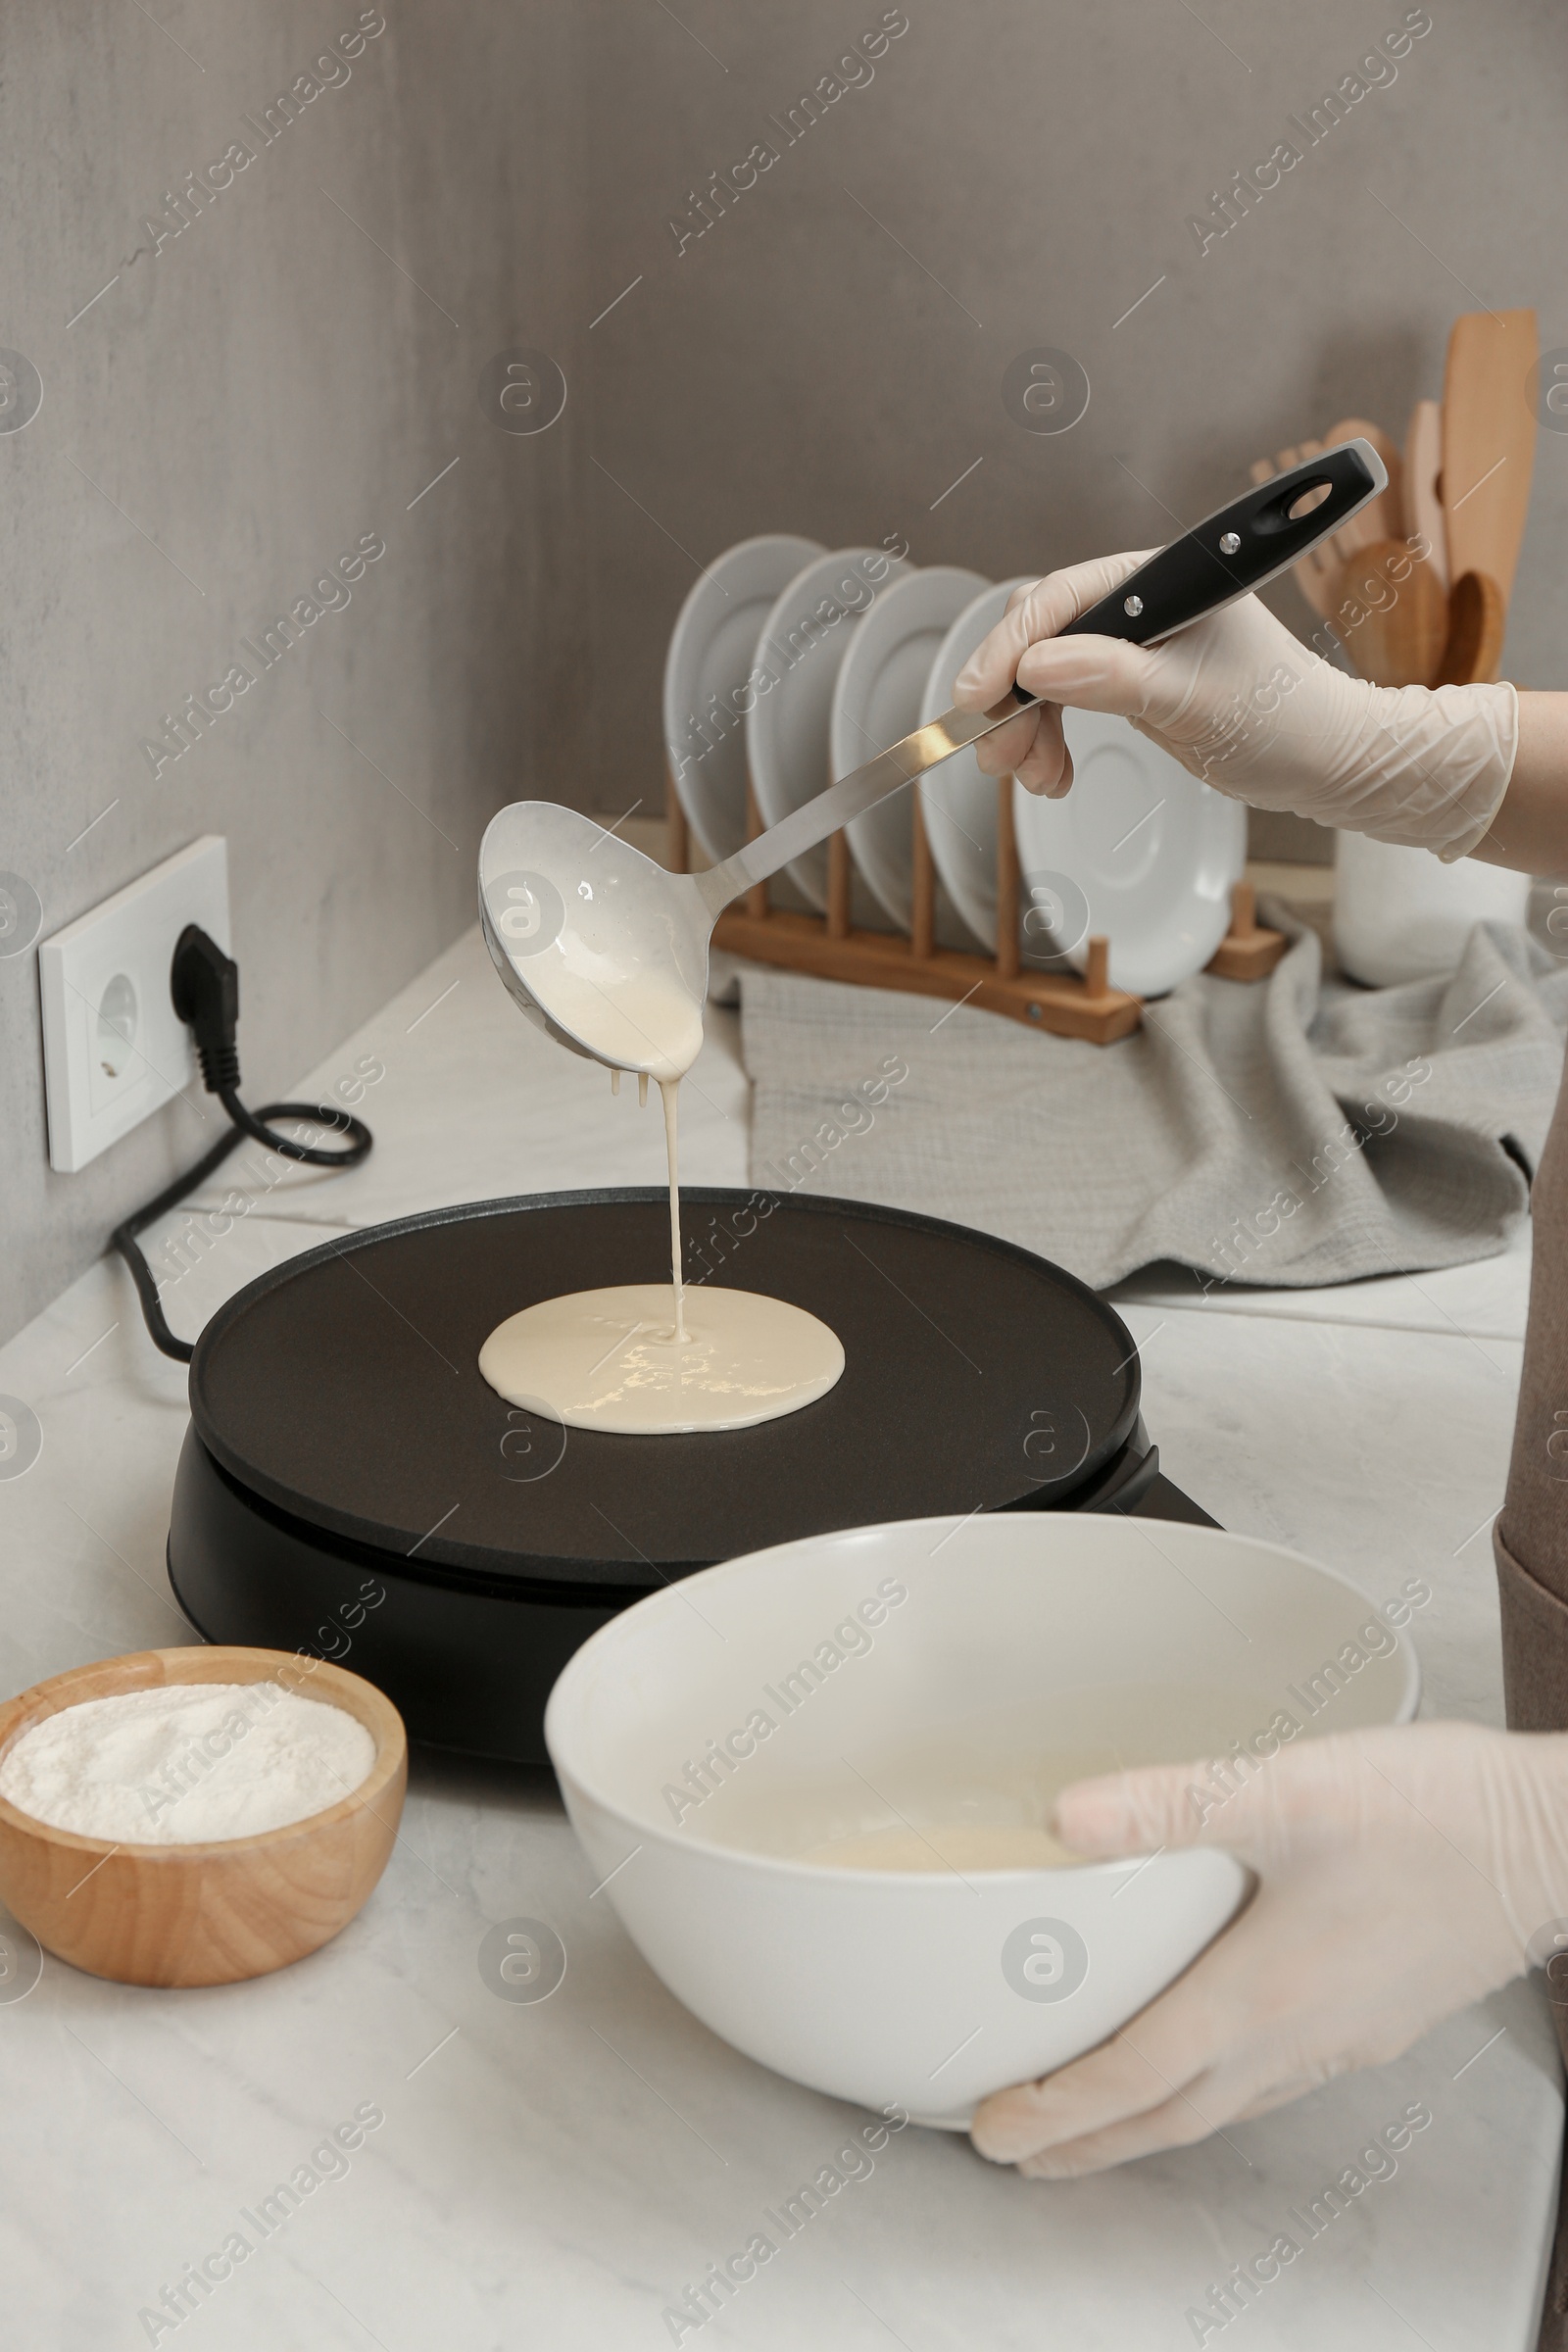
<box><xmin>971</xmin><ymin>1722</ymin><xmax>1568</xmax><ymax>2179</ymax></box>
<box><xmin>951</xmin><ymin>556</ymin><xmax>1517</xmax><ymax>862</ymax></box>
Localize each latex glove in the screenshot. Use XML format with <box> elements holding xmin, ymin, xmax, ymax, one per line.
<box><xmin>971</xmin><ymin>1722</ymin><xmax>1568</xmax><ymax>2179</ymax></box>
<box><xmin>951</xmin><ymin>553</ymin><xmax>1518</xmax><ymax>861</ymax></box>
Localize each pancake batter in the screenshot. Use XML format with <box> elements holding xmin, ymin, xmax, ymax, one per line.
<box><xmin>796</xmin><ymin>1824</ymin><xmax>1081</xmax><ymax>1873</ymax></box>
<box><xmin>479</xmin><ymin>974</ymin><xmax>844</xmax><ymax>1434</ymax></box>
<box><xmin>478</xmin><ymin>1275</ymin><xmax>844</xmax><ymax>1434</ymax></box>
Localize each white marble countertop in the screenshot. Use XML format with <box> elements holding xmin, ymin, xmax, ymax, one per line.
<box><xmin>0</xmin><ymin>923</ymin><xmax>1559</xmax><ymax>2351</ymax></box>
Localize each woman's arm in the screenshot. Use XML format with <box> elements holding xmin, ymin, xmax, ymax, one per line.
<box><xmin>1472</xmin><ymin>691</ymin><xmax>1568</xmax><ymax>878</ymax></box>
<box><xmin>953</xmin><ymin>560</ymin><xmax>1531</xmax><ymax>871</ymax></box>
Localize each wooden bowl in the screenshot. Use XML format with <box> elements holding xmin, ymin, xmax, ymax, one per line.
<box><xmin>0</xmin><ymin>1647</ymin><xmax>407</xmax><ymax>1987</ymax></box>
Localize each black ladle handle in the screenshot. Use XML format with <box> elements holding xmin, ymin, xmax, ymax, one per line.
<box><xmin>1031</xmin><ymin>439</ymin><xmax>1385</xmax><ymax>675</ymax></box>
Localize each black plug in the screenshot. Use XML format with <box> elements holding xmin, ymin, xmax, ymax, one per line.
<box><xmin>119</xmin><ymin>928</ymin><xmax>373</xmax><ymax>1363</ymax></box>
<box><xmin>170</xmin><ymin>923</ymin><xmax>242</xmax><ymax>1095</ymax></box>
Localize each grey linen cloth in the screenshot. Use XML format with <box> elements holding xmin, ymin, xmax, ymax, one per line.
<box><xmin>730</xmin><ymin>901</ymin><xmax>1568</xmax><ymax>1292</ymax></box>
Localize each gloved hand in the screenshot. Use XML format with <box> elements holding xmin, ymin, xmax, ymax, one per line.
<box><xmin>951</xmin><ymin>554</ymin><xmax>1518</xmax><ymax>861</ymax></box>
<box><xmin>970</xmin><ymin>1722</ymin><xmax>1568</xmax><ymax>2178</ymax></box>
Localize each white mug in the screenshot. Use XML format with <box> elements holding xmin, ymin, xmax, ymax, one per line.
<box><xmin>1333</xmin><ymin>830</ymin><xmax>1531</xmax><ymax>986</ymax></box>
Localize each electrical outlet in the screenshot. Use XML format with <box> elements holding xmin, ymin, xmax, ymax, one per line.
<box><xmin>39</xmin><ymin>837</ymin><xmax>230</xmax><ymax>1173</ymax></box>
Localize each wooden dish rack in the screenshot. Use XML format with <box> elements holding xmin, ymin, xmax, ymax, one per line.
<box><xmin>666</xmin><ymin>769</ymin><xmax>1286</xmax><ymax>1046</ymax></box>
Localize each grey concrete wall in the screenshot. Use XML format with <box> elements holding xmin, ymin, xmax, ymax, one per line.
<box><xmin>578</xmin><ymin>0</ymin><xmax>1567</xmax><ymax>831</ymax></box>
<box><xmin>0</xmin><ymin>3</ymin><xmax>592</xmax><ymax>1342</ymax></box>
<box><xmin>5</xmin><ymin>0</ymin><xmax>1565</xmax><ymax>1343</ymax></box>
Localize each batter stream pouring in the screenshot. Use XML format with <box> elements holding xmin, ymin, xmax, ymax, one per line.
<box><xmin>477</xmin><ymin>1060</ymin><xmax>846</xmax><ymax>1434</ymax></box>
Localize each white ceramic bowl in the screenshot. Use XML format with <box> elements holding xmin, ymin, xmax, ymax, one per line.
<box><xmin>546</xmin><ymin>1514</ymin><xmax>1418</xmax><ymax>2129</ymax></box>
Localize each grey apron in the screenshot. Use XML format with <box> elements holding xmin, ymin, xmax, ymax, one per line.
<box><xmin>1495</xmin><ymin>1032</ymin><xmax>1568</xmax><ymax>2347</ymax></box>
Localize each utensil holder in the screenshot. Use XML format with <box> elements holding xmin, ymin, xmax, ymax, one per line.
<box><xmin>668</xmin><ymin>770</ymin><xmax>1284</xmax><ymax>1044</ymax></box>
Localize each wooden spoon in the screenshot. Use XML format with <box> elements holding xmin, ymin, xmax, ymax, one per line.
<box><xmin>1435</xmin><ymin>570</ymin><xmax>1505</xmax><ymax>686</ymax></box>
<box><xmin>1325</xmin><ymin>537</ymin><xmax>1446</xmax><ymax>687</ymax></box>
<box><xmin>1442</xmin><ymin>309</ymin><xmax>1537</xmax><ymax>603</ymax></box>
<box><xmin>1402</xmin><ymin>399</ymin><xmax>1447</xmax><ymax>589</ymax></box>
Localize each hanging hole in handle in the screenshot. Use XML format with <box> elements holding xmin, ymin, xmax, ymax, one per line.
<box><xmin>1250</xmin><ymin>470</ymin><xmax>1337</xmax><ymax>537</ymax></box>
<box><xmin>1287</xmin><ymin>480</ymin><xmax>1333</xmax><ymax>521</ymax></box>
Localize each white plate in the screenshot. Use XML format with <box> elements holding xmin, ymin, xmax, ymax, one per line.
<box><xmin>662</xmin><ymin>534</ymin><xmax>825</xmax><ymax>864</ymax></box>
<box><xmin>832</xmin><ymin>565</ymin><xmax>988</xmax><ymax>930</ymax></box>
<box><xmin>1011</xmin><ymin>712</ymin><xmax>1246</xmax><ymax>998</ymax></box>
<box><xmin>746</xmin><ymin>546</ymin><xmax>913</xmax><ymax>909</ymax></box>
<box><xmin>918</xmin><ymin>575</ymin><xmax>1039</xmax><ymax>949</ymax></box>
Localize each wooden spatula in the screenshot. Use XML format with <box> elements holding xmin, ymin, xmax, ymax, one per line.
<box><xmin>1436</xmin><ymin>571</ymin><xmax>1506</xmax><ymax>686</ymax></box>
<box><xmin>1328</xmin><ymin>538</ymin><xmax>1446</xmax><ymax>687</ymax></box>
<box><xmin>1403</xmin><ymin>400</ymin><xmax>1447</xmax><ymax>588</ymax></box>
<box><xmin>1442</xmin><ymin>310</ymin><xmax>1537</xmax><ymax>603</ymax></box>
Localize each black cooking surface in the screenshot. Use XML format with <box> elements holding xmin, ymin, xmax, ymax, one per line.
<box><xmin>189</xmin><ymin>1189</ymin><xmax>1141</xmax><ymax>1589</ymax></box>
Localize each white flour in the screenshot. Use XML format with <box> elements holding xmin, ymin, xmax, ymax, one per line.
<box><xmin>0</xmin><ymin>1681</ymin><xmax>375</xmax><ymax>1843</ymax></box>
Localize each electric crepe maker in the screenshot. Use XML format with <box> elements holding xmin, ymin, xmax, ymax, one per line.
<box><xmin>168</xmin><ymin>1188</ymin><xmax>1217</xmax><ymax>1762</ymax></box>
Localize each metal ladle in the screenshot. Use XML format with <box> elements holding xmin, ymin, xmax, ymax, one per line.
<box><xmin>479</xmin><ymin>442</ymin><xmax>1384</xmax><ymax>1077</ymax></box>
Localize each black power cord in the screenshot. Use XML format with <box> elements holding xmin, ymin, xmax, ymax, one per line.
<box><xmin>113</xmin><ymin>925</ymin><xmax>372</xmax><ymax>1362</ymax></box>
